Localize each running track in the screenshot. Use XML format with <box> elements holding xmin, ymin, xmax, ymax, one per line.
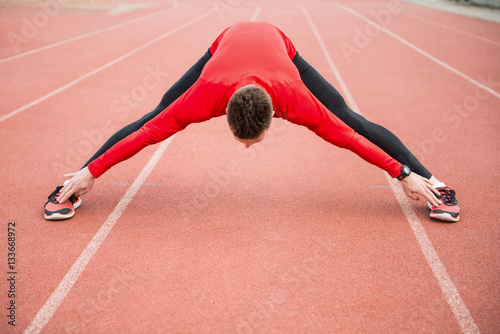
<box><xmin>0</xmin><ymin>0</ymin><xmax>499</xmax><ymax>333</ymax></box>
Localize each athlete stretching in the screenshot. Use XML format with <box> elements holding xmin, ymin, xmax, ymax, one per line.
<box><xmin>44</xmin><ymin>21</ymin><xmax>460</xmax><ymax>222</ymax></box>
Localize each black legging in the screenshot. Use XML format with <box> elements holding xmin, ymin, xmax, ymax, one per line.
<box><xmin>83</xmin><ymin>49</ymin><xmax>431</xmax><ymax>179</ymax></box>
<box><xmin>292</xmin><ymin>52</ymin><xmax>431</xmax><ymax>178</ymax></box>
<box><xmin>82</xmin><ymin>49</ymin><xmax>212</xmax><ymax>167</ymax></box>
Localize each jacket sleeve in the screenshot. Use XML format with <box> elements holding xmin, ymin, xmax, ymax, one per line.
<box><xmin>88</xmin><ymin>80</ymin><xmax>228</xmax><ymax>178</ymax></box>
<box><xmin>273</xmin><ymin>81</ymin><xmax>403</xmax><ymax>178</ymax></box>
<box><xmin>82</xmin><ymin>50</ymin><xmax>213</xmax><ymax>170</ymax></box>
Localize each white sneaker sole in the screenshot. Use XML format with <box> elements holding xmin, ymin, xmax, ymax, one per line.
<box><xmin>427</xmin><ymin>201</ymin><xmax>459</xmax><ymax>222</ymax></box>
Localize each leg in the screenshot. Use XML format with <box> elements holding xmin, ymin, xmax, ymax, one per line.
<box><xmin>292</xmin><ymin>52</ymin><xmax>433</xmax><ymax>179</ymax></box>
<box><xmin>82</xmin><ymin>49</ymin><xmax>212</xmax><ymax>168</ymax></box>
<box><xmin>45</xmin><ymin>49</ymin><xmax>213</xmax><ymax>220</ymax></box>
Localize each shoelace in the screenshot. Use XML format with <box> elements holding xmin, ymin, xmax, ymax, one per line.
<box><xmin>46</xmin><ymin>186</ymin><xmax>78</xmax><ymax>204</ymax></box>
<box><xmin>438</xmin><ymin>187</ymin><xmax>458</xmax><ymax>206</ymax></box>
<box><xmin>47</xmin><ymin>186</ymin><xmax>63</xmax><ymax>203</ymax></box>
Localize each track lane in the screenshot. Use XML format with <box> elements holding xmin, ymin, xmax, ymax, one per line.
<box><xmin>0</xmin><ymin>3</ymin><xmax>244</xmax><ymax>332</ymax></box>
<box><xmin>13</xmin><ymin>3</ymin><xmax>264</xmax><ymax>333</ymax></box>
<box><xmin>311</xmin><ymin>0</ymin><xmax>499</xmax><ymax>332</ymax></box>
<box><xmin>0</xmin><ymin>2</ymin><xmax>213</xmax><ymax>120</ymax></box>
<box><xmin>0</xmin><ymin>1</ymin><xmax>180</xmax><ymax>65</ymax></box>
<box><xmin>40</xmin><ymin>103</ymin><xmax>462</xmax><ymax>333</ymax></box>
<box><xmin>42</xmin><ymin>1</ymin><xmax>479</xmax><ymax>332</ymax></box>
<box><xmin>1</xmin><ymin>0</ymin><xmax>498</xmax><ymax>332</ymax></box>
<box><xmin>0</xmin><ymin>0</ymin><xmax>177</xmax><ymax>59</ymax></box>
<box><xmin>331</xmin><ymin>2</ymin><xmax>500</xmax><ymax>99</ymax></box>
<box><xmin>301</xmin><ymin>2</ymin><xmax>479</xmax><ymax>332</ymax></box>
<box><xmin>403</xmin><ymin>12</ymin><xmax>500</xmax><ymax>47</ymax></box>
<box><xmin>401</xmin><ymin>0</ymin><xmax>500</xmax><ymax>44</ymax></box>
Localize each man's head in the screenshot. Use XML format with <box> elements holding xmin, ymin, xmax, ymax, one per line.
<box><xmin>227</xmin><ymin>85</ymin><xmax>273</xmax><ymax>148</ymax></box>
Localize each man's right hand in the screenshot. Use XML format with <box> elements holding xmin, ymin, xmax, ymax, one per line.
<box><xmin>58</xmin><ymin>167</ymin><xmax>95</xmax><ymax>204</ymax></box>
<box><xmin>401</xmin><ymin>172</ymin><xmax>441</xmax><ymax>207</ymax></box>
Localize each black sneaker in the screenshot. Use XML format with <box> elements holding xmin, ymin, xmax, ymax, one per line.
<box><xmin>44</xmin><ymin>185</ymin><xmax>82</xmax><ymax>220</ymax></box>
<box><xmin>427</xmin><ymin>187</ymin><xmax>460</xmax><ymax>222</ymax></box>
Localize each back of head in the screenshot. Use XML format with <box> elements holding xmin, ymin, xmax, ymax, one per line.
<box><xmin>227</xmin><ymin>85</ymin><xmax>273</xmax><ymax>139</ymax></box>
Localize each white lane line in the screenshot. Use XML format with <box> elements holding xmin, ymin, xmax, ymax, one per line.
<box><xmin>23</xmin><ymin>136</ymin><xmax>174</xmax><ymax>334</ymax></box>
<box><xmin>385</xmin><ymin>175</ymin><xmax>480</xmax><ymax>334</ymax></box>
<box><xmin>299</xmin><ymin>6</ymin><xmax>360</xmax><ymax>111</ymax></box>
<box><xmin>24</xmin><ymin>7</ymin><xmax>261</xmax><ymax>333</ymax></box>
<box><xmin>333</xmin><ymin>4</ymin><xmax>500</xmax><ymax>100</ymax></box>
<box><xmin>250</xmin><ymin>5</ymin><xmax>262</xmax><ymax>21</ymax></box>
<box><xmin>0</xmin><ymin>9</ymin><xmax>214</xmax><ymax>124</ymax></box>
<box><xmin>300</xmin><ymin>5</ymin><xmax>480</xmax><ymax>334</ymax></box>
<box><xmin>0</xmin><ymin>1</ymin><xmax>179</xmax><ymax>65</ymax></box>
<box><xmin>405</xmin><ymin>13</ymin><xmax>500</xmax><ymax>47</ymax></box>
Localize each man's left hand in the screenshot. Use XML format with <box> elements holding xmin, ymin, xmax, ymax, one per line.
<box><xmin>401</xmin><ymin>173</ymin><xmax>441</xmax><ymax>207</ymax></box>
<box><xmin>58</xmin><ymin>167</ymin><xmax>95</xmax><ymax>204</ymax></box>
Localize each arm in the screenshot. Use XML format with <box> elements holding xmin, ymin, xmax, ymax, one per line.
<box><xmin>81</xmin><ymin>49</ymin><xmax>212</xmax><ymax>169</ymax></box>
<box><xmin>292</xmin><ymin>52</ymin><xmax>432</xmax><ymax>179</ymax></box>
<box><xmin>58</xmin><ymin>50</ymin><xmax>212</xmax><ymax>203</ymax></box>
<box><xmin>58</xmin><ymin>80</ymin><xmax>227</xmax><ymax>203</ymax></box>
<box><xmin>58</xmin><ymin>97</ymin><xmax>186</xmax><ymax>203</ymax></box>
<box><xmin>275</xmin><ymin>82</ymin><xmax>403</xmax><ymax>177</ymax></box>
<box><xmin>87</xmin><ymin>80</ymin><xmax>223</xmax><ymax>178</ymax></box>
<box><xmin>274</xmin><ymin>81</ymin><xmax>440</xmax><ymax>205</ymax></box>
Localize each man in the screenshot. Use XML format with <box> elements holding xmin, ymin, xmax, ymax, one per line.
<box><xmin>44</xmin><ymin>21</ymin><xmax>459</xmax><ymax>222</ymax></box>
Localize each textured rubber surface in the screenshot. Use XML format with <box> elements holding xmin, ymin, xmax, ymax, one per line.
<box><xmin>1</xmin><ymin>0</ymin><xmax>499</xmax><ymax>333</ymax></box>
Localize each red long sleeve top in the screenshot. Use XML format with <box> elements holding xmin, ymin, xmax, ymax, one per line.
<box><xmin>88</xmin><ymin>21</ymin><xmax>402</xmax><ymax>178</ymax></box>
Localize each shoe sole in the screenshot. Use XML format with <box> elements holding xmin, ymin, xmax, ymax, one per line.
<box><xmin>430</xmin><ymin>212</ymin><xmax>460</xmax><ymax>222</ymax></box>
<box><xmin>44</xmin><ymin>198</ymin><xmax>82</xmax><ymax>221</ymax></box>
<box><xmin>427</xmin><ymin>202</ymin><xmax>459</xmax><ymax>222</ymax></box>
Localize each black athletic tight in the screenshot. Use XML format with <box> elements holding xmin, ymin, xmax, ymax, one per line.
<box><xmin>292</xmin><ymin>52</ymin><xmax>431</xmax><ymax>178</ymax></box>
<box><xmin>83</xmin><ymin>49</ymin><xmax>432</xmax><ymax>179</ymax></box>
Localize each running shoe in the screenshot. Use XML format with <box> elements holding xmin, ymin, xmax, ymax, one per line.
<box><xmin>44</xmin><ymin>186</ymin><xmax>81</xmax><ymax>220</ymax></box>
<box><xmin>428</xmin><ymin>186</ymin><xmax>460</xmax><ymax>222</ymax></box>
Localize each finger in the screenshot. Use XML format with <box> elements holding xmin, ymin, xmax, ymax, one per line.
<box><xmin>422</xmin><ymin>179</ymin><xmax>441</xmax><ymax>196</ymax></box>
<box><xmin>421</xmin><ymin>189</ymin><xmax>433</xmax><ymax>205</ymax></box>
<box><xmin>59</xmin><ymin>192</ymin><xmax>72</xmax><ymax>204</ymax></box>
<box><xmin>416</xmin><ymin>187</ymin><xmax>432</xmax><ymax>205</ymax></box>
<box><xmin>423</xmin><ymin>178</ymin><xmax>434</xmax><ymax>185</ymax></box>
<box><xmin>58</xmin><ymin>185</ymin><xmax>74</xmax><ymax>203</ymax></box>
<box><xmin>428</xmin><ymin>196</ymin><xmax>439</xmax><ymax>207</ymax></box>
<box><xmin>58</xmin><ymin>191</ymin><xmax>67</xmax><ymax>204</ymax></box>
<box><xmin>424</xmin><ymin>182</ymin><xmax>441</xmax><ymax>198</ymax></box>
<box><xmin>63</xmin><ymin>172</ymin><xmax>78</xmax><ymax>178</ymax></box>
<box><xmin>425</xmin><ymin>188</ymin><xmax>440</xmax><ymax>206</ymax></box>
<box><xmin>430</xmin><ymin>186</ymin><xmax>441</xmax><ymax>197</ymax></box>
<box><xmin>59</xmin><ymin>181</ymin><xmax>71</xmax><ymax>195</ymax></box>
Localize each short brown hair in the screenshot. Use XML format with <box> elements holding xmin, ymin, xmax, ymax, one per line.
<box><xmin>226</xmin><ymin>85</ymin><xmax>273</xmax><ymax>139</ymax></box>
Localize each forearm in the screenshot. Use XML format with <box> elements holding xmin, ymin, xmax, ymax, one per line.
<box><xmin>82</xmin><ymin>49</ymin><xmax>212</xmax><ymax>169</ymax></box>
<box><xmin>277</xmin><ymin>83</ymin><xmax>403</xmax><ymax>178</ymax></box>
<box><xmin>87</xmin><ymin>127</ymin><xmax>167</xmax><ymax>178</ymax></box>
<box><xmin>319</xmin><ymin>127</ymin><xmax>403</xmax><ymax>178</ymax></box>
<box><xmin>86</xmin><ymin>76</ymin><xmax>218</xmax><ymax>178</ymax></box>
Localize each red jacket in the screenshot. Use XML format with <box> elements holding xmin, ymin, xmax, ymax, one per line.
<box><xmin>88</xmin><ymin>21</ymin><xmax>402</xmax><ymax>178</ymax></box>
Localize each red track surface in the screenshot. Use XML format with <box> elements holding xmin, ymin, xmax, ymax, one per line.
<box><xmin>1</xmin><ymin>0</ymin><xmax>499</xmax><ymax>333</ymax></box>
